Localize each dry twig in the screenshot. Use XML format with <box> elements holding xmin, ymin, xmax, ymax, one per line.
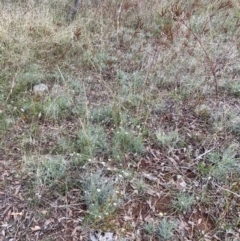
<box><xmin>67</xmin><ymin>0</ymin><xmax>81</xmax><ymax>22</ymax></box>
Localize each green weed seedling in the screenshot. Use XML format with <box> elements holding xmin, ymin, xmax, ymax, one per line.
<box><xmin>132</xmin><ymin>177</ymin><xmax>148</xmax><ymax>195</ymax></box>
<box><xmin>90</xmin><ymin>105</ymin><xmax>114</xmax><ymax>125</ymax></box>
<box><xmin>81</xmin><ymin>171</ymin><xmax>121</xmax><ymax>222</ymax></box>
<box><xmin>144</xmin><ymin>218</ymin><xmax>177</xmax><ymax>240</ymax></box>
<box><xmin>0</xmin><ymin>112</ymin><xmax>9</xmax><ymax>135</ymax></box>
<box><xmin>44</xmin><ymin>94</ymin><xmax>73</xmax><ymax>121</ymax></box>
<box><xmin>144</xmin><ymin>221</ymin><xmax>156</xmax><ymax>235</ymax></box>
<box><xmin>77</xmin><ymin>125</ymin><xmax>107</xmax><ymax>161</ymax></box>
<box><xmin>23</xmin><ymin>155</ymin><xmax>67</xmax><ymax>190</ymax></box>
<box><xmin>172</xmin><ymin>192</ymin><xmax>195</xmax><ymax>213</ymax></box>
<box><xmin>156</xmin><ymin>218</ymin><xmax>177</xmax><ymax>240</ymax></box>
<box><xmin>156</xmin><ymin>128</ymin><xmax>180</xmax><ymax>148</ymax></box>
<box><xmin>228</xmin><ymin>82</ymin><xmax>240</xmax><ymax>97</ymax></box>
<box><xmin>54</xmin><ymin>137</ymin><xmax>76</xmax><ymax>154</ymax></box>
<box><xmin>208</xmin><ymin>145</ymin><xmax>240</xmax><ymax>182</ymax></box>
<box><xmin>35</xmin><ymin>156</ymin><xmax>66</xmax><ymax>187</ymax></box>
<box><xmin>112</xmin><ymin>127</ymin><xmax>144</xmax><ymax>160</ymax></box>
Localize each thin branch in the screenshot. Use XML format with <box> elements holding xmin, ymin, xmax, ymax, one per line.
<box><xmin>67</xmin><ymin>0</ymin><xmax>81</xmax><ymax>22</ymax></box>
<box><xmin>194</xmin><ymin>147</ymin><xmax>215</xmax><ymax>161</ymax></box>
<box><xmin>215</xmin><ymin>183</ymin><xmax>240</xmax><ymax>198</ymax></box>
<box><xmin>180</xmin><ymin>19</ymin><xmax>219</xmax><ymax>97</ymax></box>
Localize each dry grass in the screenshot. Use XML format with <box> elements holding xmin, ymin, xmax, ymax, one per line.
<box><xmin>1</xmin><ymin>0</ymin><xmax>240</xmax><ymax>240</ymax></box>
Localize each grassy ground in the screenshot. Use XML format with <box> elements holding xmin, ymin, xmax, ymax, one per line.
<box><xmin>1</xmin><ymin>0</ymin><xmax>240</xmax><ymax>240</ymax></box>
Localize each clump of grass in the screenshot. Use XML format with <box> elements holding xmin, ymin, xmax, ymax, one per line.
<box><xmin>227</xmin><ymin>82</ymin><xmax>240</xmax><ymax>97</ymax></box>
<box><xmin>195</xmin><ymin>104</ymin><xmax>211</xmax><ymax>121</ymax></box>
<box><xmin>144</xmin><ymin>221</ymin><xmax>156</xmax><ymax>235</ymax></box>
<box><xmin>197</xmin><ymin>162</ymin><xmax>211</xmax><ymax>176</ymax></box>
<box><xmin>44</xmin><ymin>94</ymin><xmax>73</xmax><ymax>120</ymax></box>
<box><xmin>39</xmin><ymin>157</ymin><xmax>66</xmax><ymax>186</ymax></box>
<box><xmin>155</xmin><ymin>128</ymin><xmax>181</xmax><ymax>148</ymax></box>
<box><xmin>76</xmin><ymin>125</ymin><xmax>107</xmax><ymax>161</ymax></box>
<box><xmin>144</xmin><ymin>218</ymin><xmax>177</xmax><ymax>240</ymax></box>
<box><xmin>23</xmin><ymin>155</ymin><xmax>67</xmax><ymax>188</ymax></box>
<box><xmin>90</xmin><ymin>105</ymin><xmax>114</xmax><ymax>125</ymax></box>
<box><xmin>68</xmin><ymin>80</ymin><xmax>87</xmax><ymax>117</ymax></box>
<box><xmin>4</xmin><ymin>68</ymin><xmax>47</xmax><ymax>122</ymax></box>
<box><xmin>0</xmin><ymin>111</ymin><xmax>9</xmax><ymax>135</ymax></box>
<box><xmin>172</xmin><ymin>192</ymin><xmax>195</xmax><ymax>213</ymax></box>
<box><xmin>231</xmin><ymin>117</ymin><xmax>240</xmax><ymax>138</ymax></box>
<box><xmin>156</xmin><ymin>218</ymin><xmax>177</xmax><ymax>240</ymax></box>
<box><xmin>81</xmin><ymin>171</ymin><xmax>121</xmax><ymax>221</ymax></box>
<box><xmin>208</xmin><ymin>145</ymin><xmax>240</xmax><ymax>182</ymax></box>
<box><xmin>122</xmin><ymin>93</ymin><xmax>145</xmax><ymax>110</ymax></box>
<box><xmin>132</xmin><ymin>177</ymin><xmax>148</xmax><ymax>195</ymax></box>
<box><xmin>112</xmin><ymin>127</ymin><xmax>144</xmax><ymax>160</ymax></box>
<box><xmin>210</xmin><ymin>107</ymin><xmax>239</xmax><ymax>134</ymax></box>
<box><xmin>91</xmin><ymin>104</ymin><xmax>126</xmax><ymax>127</ymax></box>
<box><xmin>54</xmin><ymin>137</ymin><xmax>76</xmax><ymax>154</ymax></box>
<box><xmin>117</xmin><ymin>70</ymin><xmax>146</xmax><ymax>110</ymax></box>
<box><xmin>10</xmin><ymin>65</ymin><xmax>44</xmax><ymax>99</ymax></box>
